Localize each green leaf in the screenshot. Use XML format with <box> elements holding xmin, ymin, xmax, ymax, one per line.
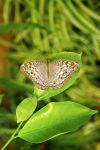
<box><xmin>16</xmin><ymin>97</ymin><xmax>37</xmax><ymax>123</ymax></box>
<box><xmin>0</xmin><ymin>23</ymin><xmax>51</xmax><ymax>34</ymax></box>
<box><xmin>18</xmin><ymin>101</ymin><xmax>97</xmax><ymax>143</ymax></box>
<box><xmin>0</xmin><ymin>94</ymin><xmax>4</xmax><ymax>104</ymax></box>
<box><xmin>34</xmin><ymin>52</ymin><xmax>82</xmax><ymax>100</ymax></box>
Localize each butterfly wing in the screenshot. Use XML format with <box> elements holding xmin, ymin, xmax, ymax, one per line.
<box><xmin>20</xmin><ymin>61</ymin><xmax>48</xmax><ymax>89</ymax></box>
<box><xmin>48</xmin><ymin>60</ymin><xmax>80</xmax><ymax>89</ymax></box>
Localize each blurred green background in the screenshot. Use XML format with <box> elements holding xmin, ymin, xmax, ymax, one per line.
<box><xmin>0</xmin><ymin>0</ymin><xmax>100</xmax><ymax>150</ymax></box>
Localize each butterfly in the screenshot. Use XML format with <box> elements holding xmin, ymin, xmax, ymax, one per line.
<box><xmin>20</xmin><ymin>60</ymin><xmax>80</xmax><ymax>89</ymax></box>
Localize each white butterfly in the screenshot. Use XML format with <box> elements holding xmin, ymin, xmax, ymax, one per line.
<box><xmin>20</xmin><ymin>60</ymin><xmax>80</xmax><ymax>89</ymax></box>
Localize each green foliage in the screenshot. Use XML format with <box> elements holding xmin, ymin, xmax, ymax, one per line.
<box><xmin>18</xmin><ymin>101</ymin><xmax>97</xmax><ymax>143</ymax></box>
<box><xmin>0</xmin><ymin>23</ymin><xmax>51</xmax><ymax>34</ymax></box>
<box><xmin>16</xmin><ymin>97</ymin><xmax>37</xmax><ymax>123</ymax></box>
<box><xmin>0</xmin><ymin>94</ymin><xmax>4</xmax><ymax>104</ymax></box>
<box><xmin>0</xmin><ymin>0</ymin><xmax>100</xmax><ymax>150</ymax></box>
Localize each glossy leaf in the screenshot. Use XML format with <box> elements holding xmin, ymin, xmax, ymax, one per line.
<box><xmin>34</xmin><ymin>52</ymin><xmax>82</xmax><ymax>100</ymax></box>
<box><xmin>18</xmin><ymin>101</ymin><xmax>97</xmax><ymax>143</ymax></box>
<box><xmin>16</xmin><ymin>97</ymin><xmax>37</xmax><ymax>123</ymax></box>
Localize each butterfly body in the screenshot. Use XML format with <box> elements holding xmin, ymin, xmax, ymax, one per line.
<box><xmin>20</xmin><ymin>60</ymin><xmax>79</xmax><ymax>89</ymax></box>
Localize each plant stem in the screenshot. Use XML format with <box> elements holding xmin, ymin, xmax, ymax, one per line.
<box><xmin>1</xmin><ymin>122</ymin><xmax>23</xmax><ymax>150</ymax></box>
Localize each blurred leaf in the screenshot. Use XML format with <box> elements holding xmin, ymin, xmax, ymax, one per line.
<box><xmin>0</xmin><ymin>108</ymin><xmax>16</xmax><ymax>122</ymax></box>
<box><xmin>0</xmin><ymin>94</ymin><xmax>4</xmax><ymax>104</ymax></box>
<box><xmin>34</xmin><ymin>52</ymin><xmax>82</xmax><ymax>100</ymax></box>
<box><xmin>0</xmin><ymin>23</ymin><xmax>51</xmax><ymax>34</ymax></box>
<box><xmin>0</xmin><ymin>128</ymin><xmax>15</xmax><ymax>135</ymax></box>
<box><xmin>18</xmin><ymin>101</ymin><xmax>97</xmax><ymax>143</ymax></box>
<box><xmin>16</xmin><ymin>97</ymin><xmax>37</xmax><ymax>123</ymax></box>
<box><xmin>75</xmin><ymin>0</ymin><xmax>100</xmax><ymax>21</ymax></box>
<box><xmin>0</xmin><ymin>78</ymin><xmax>34</xmax><ymax>92</ymax></box>
<box><xmin>65</xmin><ymin>0</ymin><xmax>100</xmax><ymax>34</ymax></box>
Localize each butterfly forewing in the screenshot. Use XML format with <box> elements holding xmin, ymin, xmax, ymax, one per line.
<box><xmin>48</xmin><ymin>60</ymin><xmax>80</xmax><ymax>89</ymax></box>
<box><xmin>20</xmin><ymin>60</ymin><xmax>80</xmax><ymax>89</ymax></box>
<box><xmin>20</xmin><ymin>61</ymin><xmax>48</xmax><ymax>89</ymax></box>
